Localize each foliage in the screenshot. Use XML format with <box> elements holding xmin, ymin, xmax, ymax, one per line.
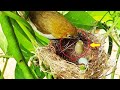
<box><xmin>0</xmin><ymin>11</ymin><xmax>120</xmax><ymax>79</ymax></box>
<box><xmin>64</xmin><ymin>11</ymin><xmax>96</xmax><ymax>30</ymax></box>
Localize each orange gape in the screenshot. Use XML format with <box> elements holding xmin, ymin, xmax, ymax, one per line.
<box><xmin>29</xmin><ymin>11</ymin><xmax>77</xmax><ymax>38</ymax></box>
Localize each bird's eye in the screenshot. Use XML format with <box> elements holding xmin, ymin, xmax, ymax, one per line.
<box><xmin>67</xmin><ymin>35</ymin><xmax>72</xmax><ymax>38</ymax></box>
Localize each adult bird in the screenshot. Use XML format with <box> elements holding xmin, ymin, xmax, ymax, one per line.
<box><xmin>29</xmin><ymin>11</ymin><xmax>77</xmax><ymax>39</ymax></box>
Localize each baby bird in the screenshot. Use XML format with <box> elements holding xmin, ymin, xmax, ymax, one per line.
<box><xmin>75</xmin><ymin>40</ymin><xmax>84</xmax><ymax>55</ymax></box>
<box><xmin>29</xmin><ymin>11</ymin><xmax>77</xmax><ymax>38</ymax></box>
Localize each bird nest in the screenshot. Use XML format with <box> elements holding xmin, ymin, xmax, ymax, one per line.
<box><xmin>36</xmin><ymin>29</ymin><xmax>109</xmax><ymax>79</ymax></box>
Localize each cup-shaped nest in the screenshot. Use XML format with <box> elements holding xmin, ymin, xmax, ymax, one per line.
<box><xmin>36</xmin><ymin>29</ymin><xmax>109</xmax><ymax>79</ymax></box>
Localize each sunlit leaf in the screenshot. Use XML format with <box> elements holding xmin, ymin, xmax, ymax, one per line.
<box><xmin>20</xmin><ymin>45</ymin><xmax>34</xmax><ymax>62</ymax></box>
<box><xmin>35</xmin><ymin>31</ymin><xmax>50</xmax><ymax>46</ymax></box>
<box><xmin>11</xmin><ymin>19</ymin><xmax>31</xmax><ymax>42</ymax></box>
<box><xmin>17</xmin><ymin>11</ymin><xmax>29</xmax><ymax>19</ymax></box>
<box><xmin>29</xmin><ymin>62</ymin><xmax>44</xmax><ymax>79</ymax></box>
<box><xmin>88</xmin><ymin>11</ymin><xmax>112</xmax><ymax>22</ymax></box>
<box><xmin>0</xmin><ymin>11</ymin><xmax>120</xmax><ymax>79</ymax></box>
<box><xmin>13</xmin><ymin>21</ymin><xmax>35</xmax><ymax>52</ymax></box>
<box><xmin>0</xmin><ymin>25</ymin><xmax>8</xmax><ymax>53</ymax></box>
<box><xmin>3</xmin><ymin>11</ymin><xmax>35</xmax><ymax>36</ymax></box>
<box><xmin>64</xmin><ymin>11</ymin><xmax>96</xmax><ymax>30</ymax></box>
<box><xmin>0</xmin><ymin>13</ymin><xmax>34</xmax><ymax>79</ymax></box>
<box><xmin>34</xmin><ymin>66</ymin><xmax>45</xmax><ymax>79</ymax></box>
<box><xmin>15</xmin><ymin>64</ymin><xmax>25</xmax><ymax>79</ymax></box>
<box><xmin>47</xmin><ymin>73</ymin><xmax>53</xmax><ymax>79</ymax></box>
<box><xmin>10</xmin><ymin>18</ymin><xmax>35</xmax><ymax>62</ymax></box>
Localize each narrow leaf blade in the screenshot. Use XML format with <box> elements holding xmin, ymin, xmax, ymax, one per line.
<box><xmin>15</xmin><ymin>64</ymin><xmax>25</xmax><ymax>79</ymax></box>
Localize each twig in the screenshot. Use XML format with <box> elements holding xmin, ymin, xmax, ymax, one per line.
<box><xmin>1</xmin><ymin>58</ymin><xmax>9</xmax><ymax>79</ymax></box>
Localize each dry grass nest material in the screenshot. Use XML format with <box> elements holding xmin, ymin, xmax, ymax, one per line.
<box><xmin>36</xmin><ymin>30</ymin><xmax>109</xmax><ymax>79</ymax></box>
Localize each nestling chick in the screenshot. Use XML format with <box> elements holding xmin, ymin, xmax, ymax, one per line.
<box><xmin>29</xmin><ymin>11</ymin><xmax>77</xmax><ymax>38</ymax></box>
<box><xmin>75</xmin><ymin>40</ymin><xmax>84</xmax><ymax>54</ymax></box>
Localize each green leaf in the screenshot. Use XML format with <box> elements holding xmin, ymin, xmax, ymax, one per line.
<box><xmin>11</xmin><ymin>19</ymin><xmax>35</xmax><ymax>61</ymax></box>
<box><xmin>2</xmin><ymin>11</ymin><xmax>32</xmax><ymax>32</ymax></box>
<box><xmin>0</xmin><ymin>27</ymin><xmax>8</xmax><ymax>53</ymax></box>
<box><xmin>35</xmin><ymin>31</ymin><xmax>50</xmax><ymax>46</ymax></box>
<box><xmin>20</xmin><ymin>45</ymin><xmax>34</xmax><ymax>62</ymax></box>
<box><xmin>34</xmin><ymin>66</ymin><xmax>45</xmax><ymax>79</ymax></box>
<box><xmin>88</xmin><ymin>11</ymin><xmax>112</xmax><ymax>22</ymax></box>
<box><xmin>47</xmin><ymin>73</ymin><xmax>53</xmax><ymax>79</ymax></box>
<box><xmin>15</xmin><ymin>64</ymin><xmax>25</xmax><ymax>79</ymax></box>
<box><xmin>29</xmin><ymin>62</ymin><xmax>43</xmax><ymax>79</ymax></box>
<box><xmin>17</xmin><ymin>21</ymin><xmax>38</xmax><ymax>48</ymax></box>
<box><xmin>44</xmin><ymin>72</ymin><xmax>48</xmax><ymax>78</ymax></box>
<box><xmin>11</xmin><ymin>18</ymin><xmax>36</xmax><ymax>55</ymax></box>
<box><xmin>18</xmin><ymin>11</ymin><xmax>30</xmax><ymax>19</ymax></box>
<box><xmin>10</xmin><ymin>18</ymin><xmax>31</xmax><ymax>42</ymax></box>
<box><xmin>24</xmin><ymin>11</ymin><xmax>30</xmax><ymax>19</ymax></box>
<box><xmin>3</xmin><ymin>11</ymin><xmax>36</xmax><ymax>40</ymax></box>
<box><xmin>116</xmin><ymin>22</ymin><xmax>120</xmax><ymax>29</ymax></box>
<box><xmin>109</xmin><ymin>11</ymin><xmax>120</xmax><ymax>29</ymax></box>
<box><xmin>0</xmin><ymin>13</ymin><xmax>34</xmax><ymax>79</ymax></box>
<box><xmin>43</xmin><ymin>72</ymin><xmax>53</xmax><ymax>79</ymax></box>
<box><xmin>116</xmin><ymin>17</ymin><xmax>120</xmax><ymax>29</ymax></box>
<box><xmin>12</xmin><ymin>20</ymin><xmax>35</xmax><ymax>52</ymax></box>
<box><xmin>0</xmin><ymin>14</ymin><xmax>21</xmax><ymax>60</ymax></box>
<box><xmin>64</xmin><ymin>11</ymin><xmax>96</xmax><ymax>30</ymax></box>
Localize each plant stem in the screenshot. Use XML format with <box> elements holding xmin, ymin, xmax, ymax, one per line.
<box><xmin>111</xmin><ymin>47</ymin><xmax>120</xmax><ymax>79</ymax></box>
<box><xmin>109</xmin><ymin>34</ymin><xmax>120</xmax><ymax>47</ymax></box>
<box><xmin>0</xmin><ymin>55</ymin><xmax>12</xmax><ymax>58</ymax></box>
<box><xmin>104</xmin><ymin>16</ymin><xmax>120</xmax><ymax>37</ymax></box>
<box><xmin>1</xmin><ymin>58</ymin><xmax>9</xmax><ymax>79</ymax></box>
